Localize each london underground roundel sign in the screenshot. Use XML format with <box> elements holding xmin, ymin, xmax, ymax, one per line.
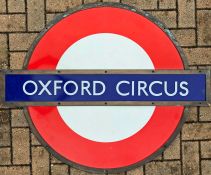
<box><xmin>26</xmin><ymin>3</ymin><xmax>185</xmax><ymax>172</ymax></box>
<box><xmin>1</xmin><ymin>2</ymin><xmax>210</xmax><ymax>174</ymax></box>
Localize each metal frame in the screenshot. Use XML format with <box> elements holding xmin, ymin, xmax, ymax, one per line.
<box><xmin>0</xmin><ymin>69</ymin><xmax>210</xmax><ymax>107</ymax></box>
<box><xmin>0</xmin><ymin>71</ymin><xmax>6</xmax><ymax>108</ymax></box>
<box><xmin>1</xmin><ymin>2</ymin><xmax>206</xmax><ymax>173</ymax></box>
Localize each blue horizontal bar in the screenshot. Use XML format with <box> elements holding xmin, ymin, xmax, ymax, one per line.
<box><xmin>5</xmin><ymin>74</ymin><xmax>206</xmax><ymax>102</ymax></box>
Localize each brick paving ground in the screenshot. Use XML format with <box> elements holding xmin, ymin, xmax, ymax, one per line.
<box><xmin>0</xmin><ymin>0</ymin><xmax>211</xmax><ymax>175</ymax></box>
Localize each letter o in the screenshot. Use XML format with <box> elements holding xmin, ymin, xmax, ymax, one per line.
<box><xmin>64</xmin><ymin>81</ymin><xmax>78</xmax><ymax>96</ymax></box>
<box><xmin>23</xmin><ymin>80</ymin><xmax>38</xmax><ymax>95</ymax></box>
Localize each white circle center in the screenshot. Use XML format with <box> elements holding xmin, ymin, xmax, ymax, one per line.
<box><xmin>56</xmin><ymin>33</ymin><xmax>155</xmax><ymax>142</ymax></box>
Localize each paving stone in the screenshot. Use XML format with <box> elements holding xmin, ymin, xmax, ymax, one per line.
<box><xmin>103</xmin><ymin>0</ymin><xmax>120</xmax><ymax>2</ymax></box>
<box><xmin>0</xmin><ymin>110</ymin><xmax>10</xmax><ymax>146</ymax></box>
<box><xmin>46</xmin><ymin>13</ymin><xmax>59</xmax><ymax>24</ymax></box>
<box><xmin>178</xmin><ymin>0</ymin><xmax>195</xmax><ymax>28</ymax></box>
<box><xmin>46</xmin><ymin>13</ymin><xmax>63</xmax><ymax>24</ymax></box>
<box><xmin>149</xmin><ymin>11</ymin><xmax>177</xmax><ymax>28</ymax></box>
<box><xmin>50</xmin><ymin>155</ymin><xmax>62</xmax><ymax>164</ymax></box>
<box><xmin>8</xmin><ymin>0</ymin><xmax>25</xmax><ymax>13</ymax></box>
<box><xmin>145</xmin><ymin>161</ymin><xmax>181</xmax><ymax>175</ymax></box>
<box><xmin>200</xmin><ymin>141</ymin><xmax>211</xmax><ymax>158</ymax></box>
<box><xmin>9</xmin><ymin>33</ymin><xmax>37</xmax><ymax>51</ymax></box>
<box><xmin>163</xmin><ymin>134</ymin><xmax>180</xmax><ymax>159</ymax></box>
<box><xmin>84</xmin><ymin>0</ymin><xmax>101</xmax><ymax>3</ymax></box>
<box><xmin>27</xmin><ymin>0</ymin><xmax>45</xmax><ymax>31</ymax></box>
<box><xmin>171</xmin><ymin>29</ymin><xmax>196</xmax><ymax>46</ymax></box>
<box><xmin>186</xmin><ymin>107</ymin><xmax>197</xmax><ymax>122</ymax></box>
<box><xmin>0</xmin><ymin>148</ymin><xmax>11</xmax><ymax>165</ymax></box>
<box><xmin>199</xmin><ymin>107</ymin><xmax>211</xmax><ymax>121</ymax></box>
<box><xmin>127</xmin><ymin>167</ymin><xmax>144</xmax><ymax>175</ymax></box>
<box><xmin>12</xmin><ymin>128</ymin><xmax>30</xmax><ymax>164</ymax></box>
<box><xmin>183</xmin><ymin>48</ymin><xmax>211</xmax><ymax>65</ymax></box>
<box><xmin>107</xmin><ymin>173</ymin><xmax>125</xmax><ymax>175</ymax></box>
<box><xmin>31</xmin><ymin>133</ymin><xmax>41</xmax><ymax>146</ymax></box>
<box><xmin>197</xmin><ymin>0</ymin><xmax>211</xmax><ymax>8</ymax></box>
<box><xmin>71</xmin><ymin>168</ymin><xmax>105</xmax><ymax>175</ymax></box>
<box><xmin>0</xmin><ymin>34</ymin><xmax>8</xmax><ymax>69</ymax></box>
<box><xmin>159</xmin><ymin>0</ymin><xmax>176</xmax><ymax>9</ymax></box>
<box><xmin>0</xmin><ymin>15</ymin><xmax>25</xmax><ymax>32</ymax></box>
<box><xmin>122</xmin><ymin>0</ymin><xmax>157</xmax><ymax>10</ymax></box>
<box><xmin>11</xmin><ymin>109</ymin><xmax>28</xmax><ymax>127</ymax></box>
<box><xmin>0</xmin><ymin>166</ymin><xmax>30</xmax><ymax>175</ymax></box>
<box><xmin>197</xmin><ymin>10</ymin><xmax>211</xmax><ymax>46</ymax></box>
<box><xmin>182</xmin><ymin>123</ymin><xmax>211</xmax><ymax>140</ymax></box>
<box><xmin>46</xmin><ymin>0</ymin><xmax>82</xmax><ymax>12</ymax></box>
<box><xmin>0</xmin><ymin>129</ymin><xmax>10</xmax><ymax>147</ymax></box>
<box><xmin>153</xmin><ymin>154</ymin><xmax>163</xmax><ymax>160</ymax></box>
<box><xmin>9</xmin><ymin>52</ymin><xmax>26</xmax><ymax>69</ymax></box>
<box><xmin>182</xmin><ymin>142</ymin><xmax>199</xmax><ymax>175</ymax></box>
<box><xmin>32</xmin><ymin>147</ymin><xmax>49</xmax><ymax>175</ymax></box>
<box><xmin>201</xmin><ymin>160</ymin><xmax>211</xmax><ymax>175</ymax></box>
<box><xmin>0</xmin><ymin>0</ymin><xmax>6</xmax><ymax>13</ymax></box>
<box><xmin>51</xmin><ymin>164</ymin><xmax>69</xmax><ymax>175</ymax></box>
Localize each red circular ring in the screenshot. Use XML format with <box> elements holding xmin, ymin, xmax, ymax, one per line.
<box><xmin>26</xmin><ymin>6</ymin><xmax>184</xmax><ymax>169</ymax></box>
